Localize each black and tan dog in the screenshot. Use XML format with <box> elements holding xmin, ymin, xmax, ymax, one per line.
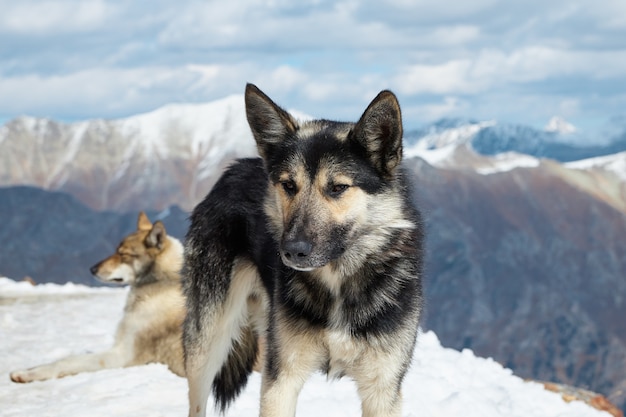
<box><xmin>10</xmin><ymin>212</ymin><xmax>186</xmax><ymax>382</ymax></box>
<box><xmin>183</xmin><ymin>84</ymin><xmax>424</xmax><ymax>417</ymax></box>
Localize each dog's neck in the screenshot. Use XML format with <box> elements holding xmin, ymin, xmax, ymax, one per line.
<box><xmin>135</xmin><ymin>236</ymin><xmax>184</xmax><ymax>288</ymax></box>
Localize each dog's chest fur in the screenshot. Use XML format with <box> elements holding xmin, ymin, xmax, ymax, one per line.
<box><xmin>324</xmin><ymin>328</ymin><xmax>365</xmax><ymax>378</ymax></box>
<box><xmin>278</xmin><ymin>257</ymin><xmax>415</xmax><ymax>335</ymax></box>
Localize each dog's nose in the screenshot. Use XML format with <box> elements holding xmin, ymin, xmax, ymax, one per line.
<box><xmin>282</xmin><ymin>240</ymin><xmax>312</xmax><ymax>261</ymax></box>
<box><xmin>89</xmin><ymin>264</ymin><xmax>98</xmax><ymax>276</ymax></box>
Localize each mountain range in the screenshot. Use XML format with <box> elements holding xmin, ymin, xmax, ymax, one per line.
<box><xmin>0</xmin><ymin>95</ymin><xmax>256</xmax><ymax>212</ymax></box>
<box><xmin>405</xmin><ymin>117</ymin><xmax>626</xmax><ymax>162</ymax></box>
<box><xmin>1</xmin><ymin>98</ymin><xmax>625</xmax><ymax>412</ymax></box>
<box><xmin>2</xmin><ymin>99</ymin><xmax>626</xmax><ymax>212</ymax></box>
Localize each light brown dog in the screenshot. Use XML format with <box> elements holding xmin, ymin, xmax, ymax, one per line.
<box><xmin>10</xmin><ymin>212</ymin><xmax>186</xmax><ymax>382</ymax></box>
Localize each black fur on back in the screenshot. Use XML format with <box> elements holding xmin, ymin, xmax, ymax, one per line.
<box><xmin>182</xmin><ymin>158</ymin><xmax>269</xmax><ymax>334</ymax></box>
<box><xmin>182</xmin><ymin>158</ymin><xmax>271</xmax><ymax>412</ymax></box>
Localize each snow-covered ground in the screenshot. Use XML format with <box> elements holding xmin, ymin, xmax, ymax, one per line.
<box><xmin>0</xmin><ymin>277</ymin><xmax>609</xmax><ymax>417</ymax></box>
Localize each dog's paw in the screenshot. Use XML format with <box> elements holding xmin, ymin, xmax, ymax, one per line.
<box><xmin>10</xmin><ymin>370</ymin><xmax>29</xmax><ymax>383</ymax></box>
<box><xmin>10</xmin><ymin>369</ymin><xmax>39</xmax><ymax>383</ymax></box>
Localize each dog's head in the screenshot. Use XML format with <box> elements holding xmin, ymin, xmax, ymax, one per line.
<box><xmin>89</xmin><ymin>212</ymin><xmax>172</xmax><ymax>285</ymax></box>
<box><xmin>245</xmin><ymin>84</ymin><xmax>406</xmax><ymax>272</ymax></box>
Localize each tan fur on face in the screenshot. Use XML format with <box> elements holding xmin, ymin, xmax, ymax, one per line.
<box><xmin>275</xmin><ymin>164</ymin><xmax>309</xmax><ymax>228</ymax></box>
<box><xmin>91</xmin><ymin>223</ymin><xmax>182</xmax><ymax>285</ymax></box>
<box><xmin>272</xmin><ymin>160</ymin><xmax>368</xmax><ymax>235</ymax></box>
<box><xmin>314</xmin><ymin>167</ymin><xmax>367</xmax><ymax>225</ymax></box>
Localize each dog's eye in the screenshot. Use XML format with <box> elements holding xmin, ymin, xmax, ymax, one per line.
<box><xmin>281</xmin><ymin>180</ymin><xmax>297</xmax><ymax>196</ymax></box>
<box><xmin>329</xmin><ymin>184</ymin><xmax>349</xmax><ymax>197</ymax></box>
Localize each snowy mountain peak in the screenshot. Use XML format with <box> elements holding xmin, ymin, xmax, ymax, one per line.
<box><xmin>117</xmin><ymin>94</ymin><xmax>248</xmax><ymax>148</ymax></box>
<box><xmin>406</xmin><ymin>120</ymin><xmax>496</xmax><ymax>154</ymax></box>
<box><xmin>565</xmin><ymin>150</ymin><xmax>626</xmax><ymax>182</ymax></box>
<box><xmin>545</xmin><ymin>116</ymin><xmax>577</xmax><ymax>135</ymax></box>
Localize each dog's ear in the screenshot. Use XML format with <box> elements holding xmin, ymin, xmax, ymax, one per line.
<box><xmin>245</xmin><ymin>83</ymin><xmax>298</xmax><ymax>160</ymax></box>
<box><xmin>352</xmin><ymin>90</ymin><xmax>403</xmax><ymax>177</ymax></box>
<box><xmin>146</xmin><ymin>221</ymin><xmax>166</xmax><ymax>250</ymax></box>
<box><xmin>137</xmin><ymin>211</ymin><xmax>152</xmax><ymax>231</ymax></box>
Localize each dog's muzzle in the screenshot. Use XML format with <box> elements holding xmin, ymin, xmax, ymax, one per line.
<box><xmin>281</xmin><ymin>239</ymin><xmax>319</xmax><ymax>271</ymax></box>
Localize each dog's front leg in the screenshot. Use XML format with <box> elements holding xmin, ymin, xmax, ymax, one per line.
<box><xmin>259</xmin><ymin>326</ymin><xmax>323</xmax><ymax>417</ymax></box>
<box><xmin>357</xmin><ymin>382</ymin><xmax>402</xmax><ymax>417</ymax></box>
<box><xmin>259</xmin><ymin>371</ymin><xmax>305</xmax><ymax>417</ymax></box>
<box><xmin>353</xmin><ymin>348</ymin><xmax>407</xmax><ymax>417</ymax></box>
<box><xmin>10</xmin><ymin>347</ymin><xmax>128</xmax><ymax>383</ymax></box>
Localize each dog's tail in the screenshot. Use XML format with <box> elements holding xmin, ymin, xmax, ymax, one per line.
<box><xmin>183</xmin><ymin>229</ymin><xmax>260</xmax><ymax>413</ymax></box>
<box><xmin>182</xmin><ymin>160</ymin><xmax>267</xmax><ymax>416</ymax></box>
<box><xmin>212</xmin><ymin>324</ymin><xmax>259</xmax><ymax>410</ymax></box>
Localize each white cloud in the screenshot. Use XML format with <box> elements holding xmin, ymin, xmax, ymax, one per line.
<box><xmin>0</xmin><ymin>0</ymin><xmax>114</xmax><ymax>34</ymax></box>
<box><xmin>0</xmin><ymin>65</ymin><xmax>240</xmax><ymax>119</ymax></box>
<box><xmin>427</xmin><ymin>25</ymin><xmax>481</xmax><ymax>46</ymax></box>
<box><xmin>393</xmin><ymin>60</ymin><xmax>478</xmax><ymax>95</ymax></box>
<box><xmin>157</xmin><ymin>1</ymin><xmax>392</xmax><ymax>51</ymax></box>
<box><xmin>583</xmin><ymin>0</ymin><xmax>626</xmax><ymax>30</ymax></box>
<box><xmin>359</xmin><ymin>0</ymin><xmax>498</xmax><ymax>25</ymax></box>
<box><xmin>556</xmin><ymin>99</ymin><xmax>582</xmax><ymax>119</ymax></box>
<box><xmin>404</xmin><ymin>96</ymin><xmax>468</xmax><ymax>122</ymax></box>
<box><xmin>0</xmin><ymin>0</ymin><xmax>626</xmax><ymax>130</ymax></box>
<box><xmin>393</xmin><ymin>46</ymin><xmax>626</xmax><ymax>98</ymax></box>
<box><xmin>264</xmin><ymin>66</ymin><xmax>310</xmax><ymax>93</ymax></box>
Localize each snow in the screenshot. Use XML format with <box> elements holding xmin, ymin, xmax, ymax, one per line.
<box><xmin>114</xmin><ymin>95</ymin><xmax>310</xmax><ymax>162</ymax></box>
<box><xmin>0</xmin><ymin>277</ymin><xmax>609</xmax><ymax>417</ymax></box>
<box><xmin>476</xmin><ymin>152</ymin><xmax>541</xmax><ymax>175</ymax></box>
<box><xmin>565</xmin><ymin>151</ymin><xmax>626</xmax><ymax>182</ymax></box>
<box><xmin>545</xmin><ymin>116</ymin><xmax>577</xmax><ymax>135</ymax></box>
<box><xmin>405</xmin><ymin>121</ymin><xmax>496</xmax><ymax>158</ymax></box>
<box><xmin>403</xmin><ymin>120</ymin><xmax>542</xmax><ymax>174</ymax></box>
<box><xmin>116</xmin><ymin>94</ymin><xmax>256</xmax><ymax>160</ymax></box>
<box><xmin>406</xmin><ymin>144</ymin><xmax>459</xmax><ymax>167</ymax></box>
<box><xmin>405</xmin><ymin>142</ymin><xmax>541</xmax><ymax>175</ymax></box>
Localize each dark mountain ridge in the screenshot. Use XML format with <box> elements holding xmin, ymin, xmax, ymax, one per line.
<box><xmin>0</xmin><ymin>186</ymin><xmax>188</xmax><ymax>285</ymax></box>
<box><xmin>405</xmin><ymin>158</ymin><xmax>626</xmax><ymax>410</ymax></box>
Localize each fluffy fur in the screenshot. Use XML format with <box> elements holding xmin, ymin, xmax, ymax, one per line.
<box><xmin>183</xmin><ymin>84</ymin><xmax>424</xmax><ymax>417</ymax></box>
<box><xmin>10</xmin><ymin>212</ymin><xmax>186</xmax><ymax>382</ymax></box>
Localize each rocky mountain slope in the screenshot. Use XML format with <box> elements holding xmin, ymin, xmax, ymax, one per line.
<box><xmin>403</xmin><ymin>157</ymin><xmax>626</xmax><ymax>412</ymax></box>
<box><xmin>0</xmin><ymin>186</ymin><xmax>188</xmax><ymax>285</ymax></box>
<box><xmin>0</xmin><ymin>96</ymin><xmax>257</xmax><ymax>211</ymax></box>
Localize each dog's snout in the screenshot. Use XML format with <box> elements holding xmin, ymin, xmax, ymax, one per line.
<box><xmin>89</xmin><ymin>264</ymin><xmax>99</xmax><ymax>276</ymax></box>
<box><xmin>283</xmin><ymin>240</ymin><xmax>312</xmax><ymax>261</ymax></box>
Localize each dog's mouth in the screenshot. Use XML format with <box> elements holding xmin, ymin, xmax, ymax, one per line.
<box><xmin>93</xmin><ymin>276</ymin><xmax>127</xmax><ymax>285</ymax></box>
<box><xmin>285</xmin><ymin>262</ymin><xmax>316</xmax><ymax>272</ymax></box>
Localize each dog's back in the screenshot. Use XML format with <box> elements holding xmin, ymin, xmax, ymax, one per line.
<box><xmin>183</xmin><ymin>158</ymin><xmax>271</xmax><ymax>412</ymax></box>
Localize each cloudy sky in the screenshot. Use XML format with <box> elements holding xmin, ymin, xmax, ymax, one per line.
<box><xmin>1</xmin><ymin>0</ymin><xmax>625</xmax><ymax>131</ymax></box>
